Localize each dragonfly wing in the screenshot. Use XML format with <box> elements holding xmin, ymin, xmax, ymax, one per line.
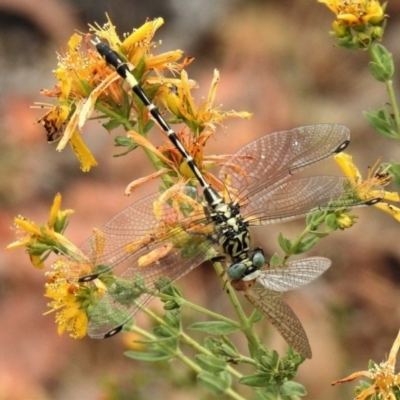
<box><xmin>87</xmin><ymin>236</ymin><xmax>215</xmax><ymax>339</ymax></box>
<box><xmin>219</xmin><ymin>124</ymin><xmax>349</xmax><ymax>199</ymax></box>
<box><xmin>71</xmin><ymin>186</ymin><xmax>208</xmax><ymax>281</ymax></box>
<box><xmin>256</xmin><ymin>257</ymin><xmax>331</xmax><ymax>292</ymax></box>
<box><xmin>243</xmin><ymin>176</ymin><xmax>383</xmax><ymax>225</ymax></box>
<box><xmin>245</xmin><ymin>287</ymin><xmax>312</xmax><ymax>359</ymax></box>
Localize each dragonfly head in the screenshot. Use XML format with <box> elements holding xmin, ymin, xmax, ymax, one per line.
<box><xmin>227</xmin><ymin>249</ymin><xmax>265</xmax><ymax>282</ymax></box>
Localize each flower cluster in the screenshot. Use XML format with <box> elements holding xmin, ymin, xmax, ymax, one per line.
<box><xmin>318</xmin><ymin>0</ymin><xmax>387</xmax><ymax>48</ymax></box>
<box><xmin>36</xmin><ymin>15</ymin><xmax>251</xmax><ymax>174</ymax></box>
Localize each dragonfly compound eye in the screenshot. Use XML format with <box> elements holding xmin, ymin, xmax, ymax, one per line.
<box><xmin>227</xmin><ymin>263</ymin><xmax>247</xmax><ymax>280</ymax></box>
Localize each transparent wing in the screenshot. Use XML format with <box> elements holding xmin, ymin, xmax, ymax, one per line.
<box><xmin>242</xmin><ymin>176</ymin><xmax>384</xmax><ymax>225</ymax></box>
<box><xmin>87</xmin><ymin>233</ymin><xmax>215</xmax><ymax>339</ymax></box>
<box><xmin>244</xmin><ymin>287</ymin><xmax>312</xmax><ymax>359</ymax></box>
<box><xmin>67</xmin><ymin>187</ymin><xmax>210</xmax><ymax>281</ymax></box>
<box><xmin>219</xmin><ymin>124</ymin><xmax>349</xmax><ymax>200</ymax></box>
<box><xmin>256</xmin><ymin>257</ymin><xmax>331</xmax><ymax>292</ymax></box>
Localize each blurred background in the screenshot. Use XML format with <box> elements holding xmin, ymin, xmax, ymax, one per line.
<box><xmin>1</xmin><ymin>0</ymin><xmax>400</xmax><ymax>399</ymax></box>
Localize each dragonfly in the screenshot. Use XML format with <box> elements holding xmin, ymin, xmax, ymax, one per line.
<box><xmin>63</xmin><ymin>40</ymin><xmax>383</xmax><ymax>356</ymax></box>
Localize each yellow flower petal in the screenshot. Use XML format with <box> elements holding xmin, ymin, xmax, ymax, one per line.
<box><xmin>383</xmin><ymin>191</ymin><xmax>400</xmax><ymax>202</ymax></box>
<box><xmin>13</xmin><ymin>217</ymin><xmax>42</xmax><ymax>236</ymax></box>
<box><xmin>69</xmin><ymin>130</ymin><xmax>98</xmax><ymax>172</ymax></box>
<box><xmin>334</xmin><ymin>153</ymin><xmax>360</xmax><ymax>183</ymax></box>
<box><xmin>30</xmin><ymin>254</ymin><xmax>45</xmax><ymax>269</ymax></box>
<box><xmin>122</xmin><ymin>18</ymin><xmax>164</xmax><ymax>51</ymax></box>
<box><xmin>48</xmin><ymin>193</ymin><xmax>62</xmax><ymax>229</ymax></box>
<box><xmin>127</xmin><ymin>130</ymin><xmax>173</xmax><ymax>166</ymax></box>
<box><xmin>373</xmin><ymin>202</ymin><xmax>400</xmax><ymax>221</ymax></box>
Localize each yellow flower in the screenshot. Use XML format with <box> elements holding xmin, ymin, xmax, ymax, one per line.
<box><xmin>36</xmin><ymin>32</ymin><xmax>121</xmax><ymax>169</ymax></box>
<box><xmin>334</xmin><ymin>153</ymin><xmax>400</xmax><ymax>222</ymax></box>
<box><xmin>336</xmin><ymin>212</ymin><xmax>357</xmax><ymax>229</ymax></box>
<box><xmin>318</xmin><ymin>0</ymin><xmax>385</xmax><ymax>26</ymax></box>
<box><xmin>7</xmin><ymin>194</ymin><xmax>75</xmax><ymax>268</ymax></box>
<box><xmin>44</xmin><ymin>260</ymin><xmax>90</xmax><ymax>339</ymax></box>
<box><xmin>158</xmin><ymin>69</ymin><xmax>252</xmax><ymax>134</ymax></box>
<box><xmin>122</xmin><ymin>68</ymin><xmax>251</xmax><ymax>194</ymax></box>
<box><xmin>332</xmin><ymin>328</ymin><xmax>400</xmax><ymax>400</ymax></box>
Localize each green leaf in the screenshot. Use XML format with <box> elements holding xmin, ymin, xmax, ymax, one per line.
<box><xmin>259</xmin><ymin>350</ymin><xmax>280</xmax><ymax>370</ymax></box>
<box><xmin>308</xmin><ymin>231</ymin><xmax>329</xmax><ymax>239</ymax></box>
<box><xmin>220</xmin><ymin>335</ymin><xmax>237</xmax><ymax>353</ymax></box>
<box><xmin>124</xmin><ymin>350</ymin><xmax>173</xmax><ymax>362</ymax></box>
<box><xmin>103</xmin><ymin>118</ymin><xmax>123</xmax><ymax>131</ymax></box>
<box><xmin>294</xmin><ymin>235</ymin><xmax>320</xmax><ymax>254</ymax></box>
<box><xmin>363</xmin><ymin>108</ymin><xmax>398</xmax><ymax>139</ymax></box>
<box><xmin>240</xmin><ymin>373</ymin><xmax>271</xmax><ymax>387</ymax></box>
<box><xmin>369</xmin><ymin>44</ymin><xmax>394</xmax><ymax>82</ymax></box>
<box><xmin>188</xmin><ymin>321</ymin><xmax>240</xmax><ymax>335</ymax></box>
<box><xmin>114</xmin><ymin>136</ymin><xmax>136</xmax><ymax>147</ymax></box>
<box><xmin>269</xmin><ymin>253</ymin><xmax>281</xmax><ymax>267</ymax></box>
<box><xmin>113</xmin><ymin>135</ymin><xmax>139</xmax><ymax>157</ymax></box>
<box><xmin>249</xmin><ymin>309</ymin><xmax>264</xmax><ymax>324</ymax></box>
<box><xmin>387</xmin><ymin>162</ymin><xmax>400</xmax><ymax>189</ymax></box>
<box><xmin>278</xmin><ymin>233</ymin><xmax>292</xmax><ymax>253</ymax></box>
<box><xmin>197</xmin><ymin>371</ymin><xmax>231</xmax><ymax>396</ymax></box>
<box><xmin>254</xmin><ymin>390</ymin><xmax>278</xmax><ymax>400</ymax></box>
<box><xmin>195</xmin><ymin>354</ymin><xmax>227</xmax><ymax>373</ymax></box>
<box><xmin>131</xmin><ymin>56</ymin><xmax>147</xmax><ymax>81</ymax></box>
<box><xmin>163</xmin><ymin>300</ymin><xmax>181</xmax><ymax>311</ymax></box>
<box><xmin>280</xmin><ymin>381</ymin><xmax>307</xmax><ymax>397</ymax></box>
<box><xmin>164</xmin><ymin>310</ymin><xmax>181</xmax><ymax>329</ymax></box>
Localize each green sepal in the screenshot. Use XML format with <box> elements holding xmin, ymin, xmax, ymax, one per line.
<box><xmin>203</xmin><ymin>337</ymin><xmax>239</xmax><ymax>359</ymax></box>
<box><xmin>258</xmin><ymin>350</ymin><xmax>279</xmax><ymax>371</ymax></box>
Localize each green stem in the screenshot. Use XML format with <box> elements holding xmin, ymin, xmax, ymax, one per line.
<box><xmin>385</xmin><ymin>79</ymin><xmax>400</xmax><ymax>137</ymax></box>
<box><xmin>139</xmin><ymin>305</ymin><xmax>243</xmax><ymax>378</ymax></box>
<box><xmin>282</xmin><ymin>212</ymin><xmax>327</xmax><ymax>262</ymax></box>
<box><xmin>174</xmin><ymin>350</ymin><xmax>246</xmax><ymax>400</ymax></box>
<box><xmin>179</xmin><ymin>331</ymin><xmax>243</xmax><ymax>379</ymax></box>
<box><xmin>213</xmin><ymin>261</ymin><xmax>261</xmax><ymax>357</ymax></box>
<box><xmin>179</xmin><ymin>298</ymin><xmax>241</xmax><ymax>329</ymax></box>
<box><xmin>133</xmin><ymin>306</ymin><xmax>247</xmax><ymax>399</ymax></box>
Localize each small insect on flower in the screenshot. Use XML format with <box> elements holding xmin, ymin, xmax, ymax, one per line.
<box><xmin>332</xmin><ymin>328</ymin><xmax>400</xmax><ymax>400</ymax></box>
